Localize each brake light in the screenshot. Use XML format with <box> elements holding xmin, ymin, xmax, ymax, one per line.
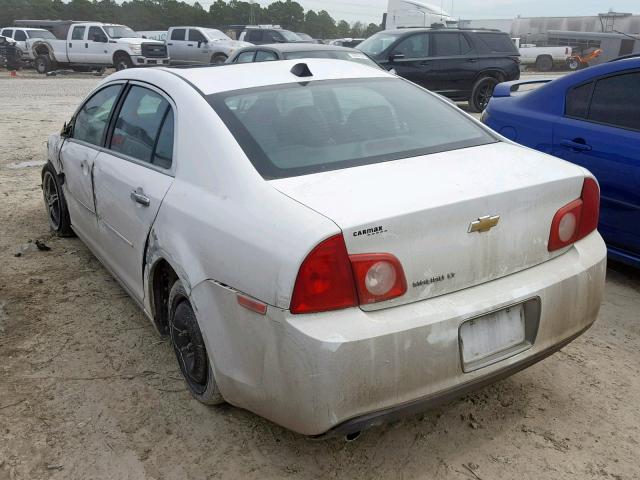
<box><xmin>290</xmin><ymin>236</ymin><xmax>408</xmax><ymax>314</ymax></box>
<box><xmin>290</xmin><ymin>235</ymin><xmax>358</xmax><ymax>314</ymax></box>
<box><xmin>349</xmin><ymin>254</ymin><xmax>407</xmax><ymax>305</ymax></box>
<box><xmin>548</xmin><ymin>178</ymin><xmax>600</xmax><ymax>252</ymax></box>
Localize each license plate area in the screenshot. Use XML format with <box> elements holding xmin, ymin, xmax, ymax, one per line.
<box><xmin>459</xmin><ymin>298</ymin><xmax>540</xmax><ymax>373</ymax></box>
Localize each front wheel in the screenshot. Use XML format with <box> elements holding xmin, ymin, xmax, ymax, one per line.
<box><xmin>114</xmin><ymin>53</ymin><xmax>133</xmax><ymax>71</ymax></box>
<box><xmin>34</xmin><ymin>54</ymin><xmax>54</xmax><ymax>74</ymax></box>
<box><xmin>42</xmin><ymin>162</ymin><xmax>74</xmax><ymax>236</ymax></box>
<box><xmin>211</xmin><ymin>53</ymin><xmax>228</xmax><ymax>65</ymax></box>
<box><xmin>168</xmin><ymin>281</ymin><xmax>225</xmax><ymax>405</ymax></box>
<box><xmin>468</xmin><ymin>76</ymin><xmax>499</xmax><ymax>113</ymax></box>
<box><xmin>567</xmin><ymin>57</ymin><xmax>581</xmax><ymax>71</ymax></box>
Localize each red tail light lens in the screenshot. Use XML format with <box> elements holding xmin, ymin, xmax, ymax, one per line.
<box><xmin>548</xmin><ymin>177</ymin><xmax>600</xmax><ymax>252</ymax></box>
<box><xmin>350</xmin><ymin>254</ymin><xmax>407</xmax><ymax>305</ymax></box>
<box><xmin>290</xmin><ymin>235</ymin><xmax>358</xmax><ymax>314</ymax></box>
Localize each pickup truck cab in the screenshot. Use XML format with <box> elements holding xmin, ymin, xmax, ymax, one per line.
<box><xmin>238</xmin><ymin>26</ymin><xmax>307</xmax><ymax>45</ymax></box>
<box><xmin>512</xmin><ymin>38</ymin><xmax>571</xmax><ymax>71</ymax></box>
<box><xmin>167</xmin><ymin>26</ymin><xmax>251</xmax><ymax>65</ymax></box>
<box><xmin>15</xmin><ymin>21</ymin><xmax>169</xmax><ymax>73</ymax></box>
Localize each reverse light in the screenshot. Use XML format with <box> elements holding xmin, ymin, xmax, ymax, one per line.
<box><xmin>349</xmin><ymin>254</ymin><xmax>407</xmax><ymax>305</ymax></box>
<box><xmin>290</xmin><ymin>236</ymin><xmax>407</xmax><ymax>314</ymax></box>
<box><xmin>548</xmin><ymin>177</ymin><xmax>600</xmax><ymax>252</ymax></box>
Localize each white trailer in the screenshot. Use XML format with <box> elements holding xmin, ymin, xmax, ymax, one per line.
<box><xmin>385</xmin><ymin>0</ymin><xmax>457</xmax><ymax>30</ymax></box>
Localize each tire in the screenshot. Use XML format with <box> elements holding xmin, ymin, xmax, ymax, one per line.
<box><xmin>34</xmin><ymin>54</ymin><xmax>53</xmax><ymax>74</ymax></box>
<box><xmin>114</xmin><ymin>53</ymin><xmax>133</xmax><ymax>71</ymax></box>
<box><xmin>468</xmin><ymin>76</ymin><xmax>499</xmax><ymax>113</ymax></box>
<box><xmin>567</xmin><ymin>58</ymin><xmax>580</xmax><ymax>71</ymax></box>
<box><xmin>535</xmin><ymin>55</ymin><xmax>553</xmax><ymax>72</ymax></box>
<box><xmin>42</xmin><ymin>162</ymin><xmax>74</xmax><ymax>237</ymax></box>
<box><xmin>168</xmin><ymin>280</ymin><xmax>225</xmax><ymax>405</ymax></box>
<box><xmin>211</xmin><ymin>53</ymin><xmax>228</xmax><ymax>65</ymax></box>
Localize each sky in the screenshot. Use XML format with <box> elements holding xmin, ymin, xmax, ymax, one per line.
<box><xmin>196</xmin><ymin>0</ymin><xmax>640</xmax><ymax>24</ymax></box>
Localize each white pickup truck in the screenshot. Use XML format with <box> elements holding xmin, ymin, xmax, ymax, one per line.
<box><xmin>166</xmin><ymin>26</ymin><xmax>251</xmax><ymax>65</ymax></box>
<box><xmin>14</xmin><ymin>21</ymin><xmax>169</xmax><ymax>73</ymax></box>
<box><xmin>512</xmin><ymin>38</ymin><xmax>572</xmax><ymax>71</ymax></box>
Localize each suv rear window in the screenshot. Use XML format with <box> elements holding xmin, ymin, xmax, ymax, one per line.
<box><xmin>476</xmin><ymin>33</ymin><xmax>518</xmax><ymax>53</ymax></box>
<box><xmin>209</xmin><ymin>78</ymin><xmax>495</xmax><ymax>179</ymax></box>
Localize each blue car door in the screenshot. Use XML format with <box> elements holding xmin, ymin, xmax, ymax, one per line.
<box><xmin>552</xmin><ymin>71</ymin><xmax>640</xmax><ymax>258</ymax></box>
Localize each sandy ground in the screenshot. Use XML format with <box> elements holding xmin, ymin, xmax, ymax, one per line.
<box><xmin>1</xmin><ymin>69</ymin><xmax>640</xmax><ymax>480</ymax></box>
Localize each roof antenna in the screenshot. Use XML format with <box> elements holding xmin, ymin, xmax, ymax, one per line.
<box><xmin>290</xmin><ymin>63</ymin><xmax>313</xmax><ymax>77</ymax></box>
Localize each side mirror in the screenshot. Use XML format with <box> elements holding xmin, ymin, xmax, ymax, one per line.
<box><xmin>389</xmin><ymin>52</ymin><xmax>405</xmax><ymax>62</ymax></box>
<box><xmin>61</xmin><ymin>120</ymin><xmax>73</xmax><ymax>138</ymax></box>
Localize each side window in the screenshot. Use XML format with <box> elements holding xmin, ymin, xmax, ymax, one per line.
<box><xmin>153</xmin><ymin>110</ymin><xmax>174</xmax><ymax>169</ymax></box>
<box><xmin>589</xmin><ymin>72</ymin><xmax>640</xmax><ymax>131</ymax></box>
<box><xmin>432</xmin><ymin>33</ymin><xmax>465</xmax><ymax>56</ymax></box>
<box><xmin>88</xmin><ymin>26</ymin><xmax>105</xmax><ymax>42</ymax></box>
<box><xmin>394</xmin><ymin>33</ymin><xmax>429</xmax><ymax>58</ymax></box>
<box><xmin>236</xmin><ymin>51</ymin><xmax>256</xmax><ymax>63</ymax></box>
<box><xmin>246</xmin><ymin>30</ymin><xmax>262</xmax><ymax>43</ymax></box>
<box><xmin>565</xmin><ymin>82</ymin><xmax>593</xmax><ymax>119</ymax></box>
<box><xmin>73</xmin><ymin>85</ymin><xmax>122</xmax><ymax>146</ymax></box>
<box><xmin>71</xmin><ymin>26</ymin><xmax>86</xmax><ymax>40</ymax></box>
<box><xmin>2</xmin><ymin>29</ymin><xmax>13</xmax><ymax>38</ymax></box>
<box><xmin>188</xmin><ymin>29</ymin><xmax>206</xmax><ymax>43</ymax></box>
<box><xmin>171</xmin><ymin>28</ymin><xmax>186</xmax><ymax>41</ymax></box>
<box><xmin>265</xmin><ymin>31</ymin><xmax>283</xmax><ymax>43</ymax></box>
<box><xmin>14</xmin><ymin>30</ymin><xmax>27</xmax><ymax>41</ymax></box>
<box><xmin>110</xmin><ymin>86</ymin><xmax>172</xmax><ymax>164</ymax></box>
<box><xmin>255</xmin><ymin>50</ymin><xmax>278</xmax><ymax>62</ymax></box>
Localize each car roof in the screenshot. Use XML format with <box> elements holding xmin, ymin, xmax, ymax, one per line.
<box><xmin>238</xmin><ymin>43</ymin><xmax>357</xmax><ymax>53</ymax></box>
<box><xmin>381</xmin><ymin>28</ymin><xmax>505</xmax><ymax>35</ymax></box>
<box><xmin>152</xmin><ymin>58</ymin><xmax>392</xmax><ymax>96</ymax></box>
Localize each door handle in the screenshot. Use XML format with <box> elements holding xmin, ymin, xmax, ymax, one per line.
<box><xmin>187</xmin><ymin>44</ymin><xmax>194</xmax><ymax>47</ymax></box>
<box><xmin>467</xmin><ymin>58</ymin><xmax>478</xmax><ymax>63</ymax></box>
<box><xmin>167</xmin><ymin>42</ymin><xmax>173</xmax><ymax>46</ymax></box>
<box><xmin>560</xmin><ymin>138</ymin><xmax>592</xmax><ymax>152</ymax></box>
<box><xmin>131</xmin><ymin>189</ymin><xmax>150</xmax><ymax>207</ymax></box>
<box><xmin>85</xmin><ymin>43</ymin><xmax>88</xmax><ymax>48</ymax></box>
<box><xmin>420</xmin><ymin>60</ymin><xmax>431</xmax><ymax>66</ymax></box>
<box><xmin>69</xmin><ymin>43</ymin><xmax>72</xmax><ymax>48</ymax></box>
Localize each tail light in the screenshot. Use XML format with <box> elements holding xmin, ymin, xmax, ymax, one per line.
<box><xmin>548</xmin><ymin>177</ymin><xmax>600</xmax><ymax>252</ymax></box>
<box><xmin>290</xmin><ymin>236</ymin><xmax>407</xmax><ymax>314</ymax></box>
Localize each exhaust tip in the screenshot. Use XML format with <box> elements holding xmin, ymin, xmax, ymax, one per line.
<box><xmin>344</xmin><ymin>431</ymin><xmax>361</xmax><ymax>442</ymax></box>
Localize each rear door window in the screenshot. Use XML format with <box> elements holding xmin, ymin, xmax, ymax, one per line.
<box><xmin>246</xmin><ymin>30</ymin><xmax>263</xmax><ymax>43</ymax></box>
<box><xmin>73</xmin><ymin>85</ymin><xmax>122</xmax><ymax>147</ymax></box>
<box><xmin>588</xmin><ymin>72</ymin><xmax>640</xmax><ymax>131</ymax></box>
<box><xmin>1</xmin><ymin>29</ymin><xmax>13</xmax><ymax>38</ymax></box>
<box><xmin>476</xmin><ymin>33</ymin><xmax>518</xmax><ymax>54</ymax></box>
<box><xmin>255</xmin><ymin>50</ymin><xmax>278</xmax><ymax>62</ymax></box>
<box><xmin>170</xmin><ymin>28</ymin><xmax>186</xmax><ymax>41</ymax></box>
<box><xmin>432</xmin><ymin>33</ymin><xmax>468</xmax><ymax>56</ymax></box>
<box><xmin>109</xmin><ymin>86</ymin><xmax>173</xmax><ymax>165</ymax></box>
<box><xmin>71</xmin><ymin>26</ymin><xmax>86</xmax><ymax>40</ymax></box>
<box><xmin>565</xmin><ymin>82</ymin><xmax>593</xmax><ymax>119</ymax></box>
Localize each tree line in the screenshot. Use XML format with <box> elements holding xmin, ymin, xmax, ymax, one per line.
<box><xmin>0</xmin><ymin>0</ymin><xmax>384</xmax><ymax>39</ymax></box>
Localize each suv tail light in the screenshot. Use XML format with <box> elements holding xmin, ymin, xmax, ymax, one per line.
<box><xmin>548</xmin><ymin>177</ymin><xmax>600</xmax><ymax>252</ymax></box>
<box><xmin>290</xmin><ymin>236</ymin><xmax>407</xmax><ymax>314</ymax></box>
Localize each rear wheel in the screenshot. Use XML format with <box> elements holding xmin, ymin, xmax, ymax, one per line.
<box><xmin>535</xmin><ymin>55</ymin><xmax>553</xmax><ymax>72</ymax></box>
<box><xmin>468</xmin><ymin>76</ymin><xmax>499</xmax><ymax>113</ymax></box>
<box><xmin>211</xmin><ymin>53</ymin><xmax>228</xmax><ymax>64</ymax></box>
<box><xmin>168</xmin><ymin>281</ymin><xmax>224</xmax><ymax>405</ymax></box>
<box><xmin>114</xmin><ymin>53</ymin><xmax>133</xmax><ymax>71</ymax></box>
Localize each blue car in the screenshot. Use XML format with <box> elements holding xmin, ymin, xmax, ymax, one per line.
<box><xmin>482</xmin><ymin>57</ymin><xmax>640</xmax><ymax>267</ymax></box>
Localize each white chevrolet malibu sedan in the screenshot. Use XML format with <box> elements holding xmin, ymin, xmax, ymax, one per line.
<box><xmin>42</xmin><ymin>59</ymin><xmax>606</xmax><ymax>438</ymax></box>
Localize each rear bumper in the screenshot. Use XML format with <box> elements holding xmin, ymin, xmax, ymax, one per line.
<box><xmin>192</xmin><ymin>232</ymin><xmax>607</xmax><ymax>436</ymax></box>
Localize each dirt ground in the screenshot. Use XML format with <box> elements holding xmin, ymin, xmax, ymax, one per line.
<box><xmin>1</xmin><ymin>70</ymin><xmax>640</xmax><ymax>480</ymax></box>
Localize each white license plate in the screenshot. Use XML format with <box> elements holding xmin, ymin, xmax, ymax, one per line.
<box><xmin>460</xmin><ymin>304</ymin><xmax>526</xmax><ymax>371</ymax></box>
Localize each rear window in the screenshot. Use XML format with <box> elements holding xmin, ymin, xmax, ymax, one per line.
<box><xmin>283</xmin><ymin>50</ymin><xmax>380</xmax><ymax>68</ymax></box>
<box><xmin>476</xmin><ymin>33</ymin><xmax>518</xmax><ymax>54</ymax></box>
<box><xmin>209</xmin><ymin>78</ymin><xmax>495</xmax><ymax>179</ymax></box>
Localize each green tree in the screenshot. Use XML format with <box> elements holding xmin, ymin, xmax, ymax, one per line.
<box><xmin>364</xmin><ymin>22</ymin><xmax>382</xmax><ymax>37</ymax></box>
<box><xmin>266</xmin><ymin>0</ymin><xmax>304</xmax><ymax>30</ymax></box>
<box><xmin>350</xmin><ymin>21</ymin><xmax>364</xmax><ymax>38</ymax></box>
<box><xmin>315</xmin><ymin>10</ymin><xmax>336</xmax><ymax>39</ymax></box>
<box><xmin>336</xmin><ymin>20</ymin><xmax>350</xmax><ymax>38</ymax></box>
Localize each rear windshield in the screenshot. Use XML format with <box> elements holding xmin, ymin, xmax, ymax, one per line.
<box><xmin>209</xmin><ymin>78</ymin><xmax>496</xmax><ymax>179</ymax></box>
<box><xmin>476</xmin><ymin>33</ymin><xmax>519</xmax><ymax>53</ymax></box>
<box><xmin>283</xmin><ymin>50</ymin><xmax>380</xmax><ymax>68</ymax></box>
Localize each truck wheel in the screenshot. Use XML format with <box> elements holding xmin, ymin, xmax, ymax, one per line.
<box><xmin>535</xmin><ymin>55</ymin><xmax>553</xmax><ymax>72</ymax></box>
<box><xmin>34</xmin><ymin>54</ymin><xmax>53</xmax><ymax>74</ymax></box>
<box><xmin>211</xmin><ymin>53</ymin><xmax>228</xmax><ymax>64</ymax></box>
<box><xmin>468</xmin><ymin>76</ymin><xmax>499</xmax><ymax>113</ymax></box>
<box><xmin>567</xmin><ymin>58</ymin><xmax>581</xmax><ymax>71</ymax></box>
<box><xmin>114</xmin><ymin>53</ymin><xmax>133</xmax><ymax>71</ymax></box>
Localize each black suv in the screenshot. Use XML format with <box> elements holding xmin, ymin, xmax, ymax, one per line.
<box><xmin>240</xmin><ymin>27</ymin><xmax>309</xmax><ymax>45</ymax></box>
<box><xmin>358</xmin><ymin>28</ymin><xmax>520</xmax><ymax>112</ymax></box>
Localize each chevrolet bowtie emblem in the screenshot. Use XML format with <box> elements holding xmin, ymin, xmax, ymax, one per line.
<box><xmin>468</xmin><ymin>215</ymin><xmax>501</xmax><ymax>233</ymax></box>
